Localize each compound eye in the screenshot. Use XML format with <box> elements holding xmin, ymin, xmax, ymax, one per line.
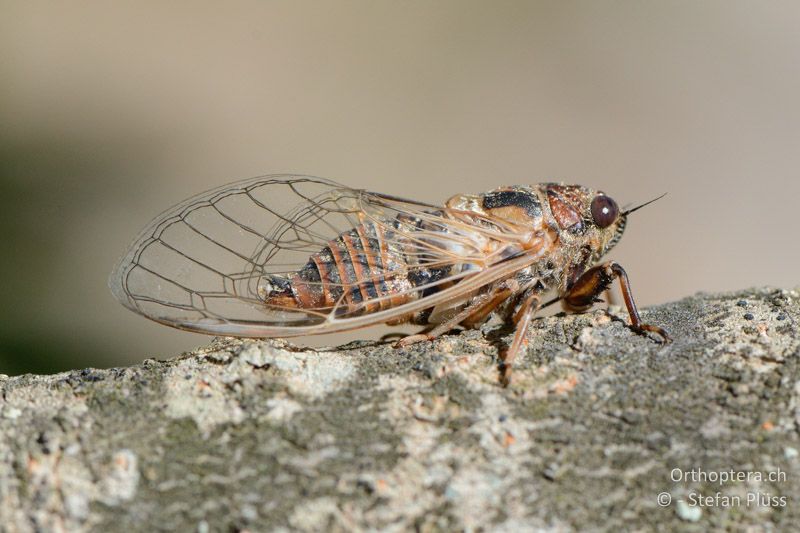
<box><xmin>590</xmin><ymin>195</ymin><xmax>619</xmax><ymax>228</ymax></box>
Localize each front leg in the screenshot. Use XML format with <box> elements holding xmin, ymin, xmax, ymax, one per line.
<box><xmin>563</xmin><ymin>261</ymin><xmax>671</xmax><ymax>343</ymax></box>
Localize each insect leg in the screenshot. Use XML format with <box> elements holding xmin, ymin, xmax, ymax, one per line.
<box><xmin>459</xmin><ymin>281</ymin><xmax>520</xmax><ymax>328</ymax></box>
<box><xmin>563</xmin><ymin>261</ymin><xmax>671</xmax><ymax>343</ymax></box>
<box><xmin>394</xmin><ymin>280</ymin><xmax>516</xmax><ymax>348</ymax></box>
<box><xmin>499</xmin><ymin>290</ymin><xmax>541</xmax><ymax>387</ymax></box>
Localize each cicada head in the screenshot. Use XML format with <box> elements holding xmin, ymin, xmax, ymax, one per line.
<box><xmin>543</xmin><ymin>184</ymin><xmax>625</xmax><ymax>260</ymax></box>
<box><xmin>545</xmin><ymin>184</ymin><xmax>667</xmax><ymax>269</ymax></box>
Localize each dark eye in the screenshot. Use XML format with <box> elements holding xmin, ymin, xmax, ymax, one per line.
<box><xmin>590</xmin><ymin>195</ymin><xmax>619</xmax><ymax>228</ymax></box>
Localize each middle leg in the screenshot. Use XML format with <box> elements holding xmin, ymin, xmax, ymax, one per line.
<box><xmin>499</xmin><ymin>289</ymin><xmax>541</xmax><ymax>386</ymax></box>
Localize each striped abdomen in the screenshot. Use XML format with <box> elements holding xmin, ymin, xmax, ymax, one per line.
<box><xmin>260</xmin><ymin>220</ymin><xmax>417</xmax><ymax>314</ymax></box>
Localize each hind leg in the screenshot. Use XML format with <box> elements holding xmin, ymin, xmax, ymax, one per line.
<box><xmin>395</xmin><ymin>280</ymin><xmax>517</xmax><ymax>348</ymax></box>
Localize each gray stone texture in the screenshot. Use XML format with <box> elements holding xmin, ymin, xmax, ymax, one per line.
<box><xmin>1</xmin><ymin>288</ymin><xmax>799</xmax><ymax>531</ymax></box>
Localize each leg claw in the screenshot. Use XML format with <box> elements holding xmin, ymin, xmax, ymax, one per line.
<box><xmin>635</xmin><ymin>323</ymin><xmax>672</xmax><ymax>344</ymax></box>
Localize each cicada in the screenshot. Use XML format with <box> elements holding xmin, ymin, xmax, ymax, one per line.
<box><xmin>110</xmin><ymin>175</ymin><xmax>669</xmax><ymax>384</ymax></box>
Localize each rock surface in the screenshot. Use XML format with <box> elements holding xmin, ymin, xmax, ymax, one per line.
<box><xmin>2</xmin><ymin>288</ymin><xmax>800</xmax><ymax>531</ymax></box>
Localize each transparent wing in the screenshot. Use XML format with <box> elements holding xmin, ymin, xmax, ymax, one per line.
<box><xmin>110</xmin><ymin>175</ymin><xmax>545</xmax><ymax>337</ymax></box>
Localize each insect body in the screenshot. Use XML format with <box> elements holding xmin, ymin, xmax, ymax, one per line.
<box><xmin>110</xmin><ymin>176</ymin><xmax>669</xmax><ymax>384</ymax></box>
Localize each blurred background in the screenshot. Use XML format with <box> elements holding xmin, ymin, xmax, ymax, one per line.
<box><xmin>2</xmin><ymin>1</ymin><xmax>799</xmax><ymax>375</ymax></box>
